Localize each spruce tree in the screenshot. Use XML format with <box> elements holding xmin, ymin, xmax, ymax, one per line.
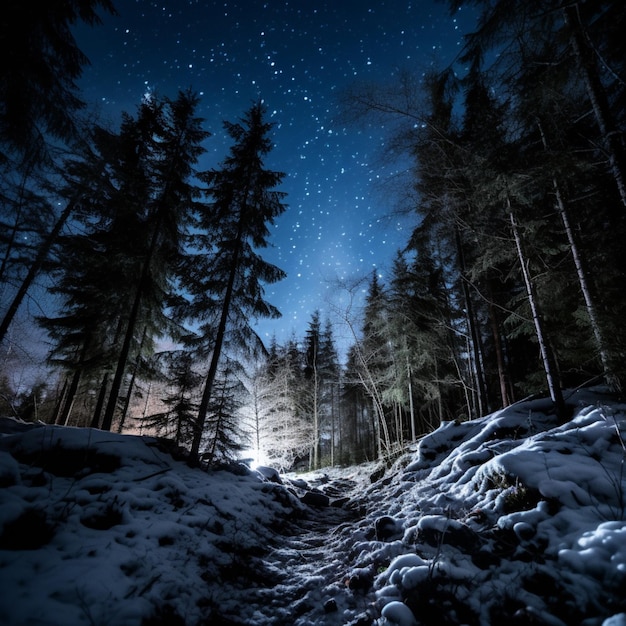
<box><xmin>100</xmin><ymin>91</ymin><xmax>208</xmax><ymax>431</ymax></box>
<box><xmin>320</xmin><ymin>317</ymin><xmax>340</xmax><ymax>465</ymax></box>
<box><xmin>202</xmin><ymin>358</ymin><xmax>247</xmax><ymax>465</ymax></box>
<box><xmin>41</xmin><ymin>91</ymin><xmax>208</xmax><ymax>428</ymax></box>
<box><xmin>0</xmin><ymin>1</ymin><xmax>137</xmax><ymax>343</ymax></box>
<box><xmin>186</xmin><ymin>102</ymin><xmax>287</xmax><ymax>458</ymax></box>
<box><xmin>1</xmin><ymin>0</ymin><xmax>116</xmax><ymax>167</ymax></box>
<box><xmin>304</xmin><ymin>311</ymin><xmax>323</xmax><ymax>468</ymax></box>
<box><xmin>302</xmin><ymin>311</ymin><xmax>340</xmax><ymax>467</ymax></box>
<box><xmin>358</xmin><ymin>271</ymin><xmax>393</xmax><ymax>457</ymax></box>
<box><xmin>387</xmin><ymin>250</ymin><xmax>451</xmax><ymax>436</ymax></box>
<box><xmin>142</xmin><ymin>350</ymin><xmax>201</xmax><ymax>446</ymax></box>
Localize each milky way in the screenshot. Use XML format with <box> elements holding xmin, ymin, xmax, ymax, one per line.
<box><xmin>73</xmin><ymin>1</ymin><xmax>474</xmax><ymax>347</ymax></box>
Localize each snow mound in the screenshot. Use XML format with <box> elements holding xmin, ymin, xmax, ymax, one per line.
<box><xmin>340</xmin><ymin>387</ymin><xmax>626</xmax><ymax>626</ymax></box>
<box><xmin>1</xmin><ymin>387</ymin><xmax>625</xmax><ymax>625</ymax></box>
<box><xmin>0</xmin><ymin>419</ymin><xmax>306</xmax><ymax>625</ymax></box>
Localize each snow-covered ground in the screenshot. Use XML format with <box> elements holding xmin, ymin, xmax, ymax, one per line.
<box><xmin>1</xmin><ymin>386</ymin><xmax>625</xmax><ymax>625</ymax></box>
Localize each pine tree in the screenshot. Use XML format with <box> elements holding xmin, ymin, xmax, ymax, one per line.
<box><xmin>453</xmin><ymin>1</ymin><xmax>626</xmax><ymax>399</ymax></box>
<box><xmin>503</xmin><ymin>10</ymin><xmax>624</xmax><ymax>391</ymax></box>
<box><xmin>100</xmin><ymin>91</ymin><xmax>208</xmax><ymax>431</ymax></box>
<box><xmin>319</xmin><ymin>317</ymin><xmax>340</xmax><ymax>465</ymax></box>
<box><xmin>301</xmin><ymin>312</ymin><xmax>340</xmax><ymax>467</ymax></box>
<box><xmin>141</xmin><ymin>350</ymin><xmax>201</xmax><ymax>446</ymax></box>
<box><xmin>456</xmin><ymin>64</ymin><xmax>567</xmax><ymax>415</ymax></box>
<box><xmin>358</xmin><ymin>271</ymin><xmax>394</xmax><ymax>457</ymax></box>
<box><xmin>202</xmin><ymin>358</ymin><xmax>247</xmax><ymax>465</ymax></box>
<box><xmin>186</xmin><ymin>102</ymin><xmax>287</xmax><ymax>458</ymax></box>
<box><xmin>41</xmin><ymin>91</ymin><xmax>209</xmax><ymax>428</ymax></box>
<box><xmin>387</xmin><ymin>250</ymin><xmax>452</xmax><ymax>436</ymax></box>
<box><xmin>1</xmin><ymin>0</ymin><xmax>116</xmax><ymax>167</ymax></box>
<box><xmin>303</xmin><ymin>311</ymin><xmax>323</xmax><ymax>469</ymax></box>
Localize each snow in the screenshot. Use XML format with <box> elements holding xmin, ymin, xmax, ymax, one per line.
<box><xmin>1</xmin><ymin>386</ymin><xmax>625</xmax><ymax>625</ymax></box>
<box><xmin>381</xmin><ymin>601</ymin><xmax>417</xmax><ymax>626</ymax></box>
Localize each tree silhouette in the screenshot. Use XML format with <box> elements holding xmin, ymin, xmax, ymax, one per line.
<box><xmin>185</xmin><ymin>102</ymin><xmax>287</xmax><ymax>458</ymax></box>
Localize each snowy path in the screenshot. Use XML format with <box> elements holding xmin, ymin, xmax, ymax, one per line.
<box><xmin>219</xmin><ymin>476</ymin><xmax>372</xmax><ymax>625</ymax></box>
<box><xmin>3</xmin><ymin>391</ymin><xmax>626</xmax><ymax>626</ymax></box>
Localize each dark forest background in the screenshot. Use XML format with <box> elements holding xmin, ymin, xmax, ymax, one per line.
<box><xmin>1</xmin><ymin>0</ymin><xmax>624</xmax><ymax>470</ymax></box>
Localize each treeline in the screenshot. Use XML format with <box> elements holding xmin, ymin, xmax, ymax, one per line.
<box><xmin>249</xmin><ymin>0</ymin><xmax>626</xmax><ymax>467</ymax></box>
<box><xmin>0</xmin><ymin>3</ymin><xmax>289</xmax><ymax>462</ymax></box>
<box><xmin>342</xmin><ymin>1</ymin><xmax>625</xmax><ymax>412</ymax></box>
<box><xmin>2</xmin><ymin>0</ymin><xmax>625</xmax><ymax>470</ymax></box>
<box><xmin>247</xmin><ymin>264</ymin><xmax>476</xmax><ymax>470</ymax></box>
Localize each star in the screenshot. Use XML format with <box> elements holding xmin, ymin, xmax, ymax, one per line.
<box><xmin>72</xmin><ymin>0</ymin><xmax>476</xmax><ymax>347</ymax></box>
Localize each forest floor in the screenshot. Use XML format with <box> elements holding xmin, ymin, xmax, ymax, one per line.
<box><xmin>2</xmin><ymin>386</ymin><xmax>626</xmax><ymax>626</ymax></box>
<box><xmin>239</xmin><ymin>478</ymin><xmax>368</xmax><ymax>625</ymax></box>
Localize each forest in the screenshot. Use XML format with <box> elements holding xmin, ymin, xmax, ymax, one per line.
<box><xmin>1</xmin><ymin>0</ymin><xmax>625</xmax><ymax>472</ymax></box>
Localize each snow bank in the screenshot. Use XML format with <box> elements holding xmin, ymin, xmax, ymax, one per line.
<box><xmin>1</xmin><ymin>387</ymin><xmax>625</xmax><ymax>625</ymax></box>
<box><xmin>345</xmin><ymin>388</ymin><xmax>626</xmax><ymax>626</ymax></box>
<box><xmin>0</xmin><ymin>419</ymin><xmax>306</xmax><ymax>625</ymax></box>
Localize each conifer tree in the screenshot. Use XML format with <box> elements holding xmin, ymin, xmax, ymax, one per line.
<box><xmin>202</xmin><ymin>359</ymin><xmax>247</xmax><ymax>465</ymax></box>
<box><xmin>358</xmin><ymin>271</ymin><xmax>393</xmax><ymax>457</ymax></box>
<box><xmin>186</xmin><ymin>102</ymin><xmax>287</xmax><ymax>458</ymax></box>
<box><xmin>320</xmin><ymin>317</ymin><xmax>340</xmax><ymax>464</ymax></box>
<box><xmin>41</xmin><ymin>91</ymin><xmax>208</xmax><ymax>428</ymax></box>
<box><xmin>1</xmin><ymin>0</ymin><xmax>114</xmax><ymax>346</ymax></box>
<box><xmin>100</xmin><ymin>91</ymin><xmax>208</xmax><ymax>431</ymax></box>
<box><xmin>142</xmin><ymin>350</ymin><xmax>201</xmax><ymax>445</ymax></box>
<box><xmin>1</xmin><ymin>0</ymin><xmax>116</xmax><ymax>167</ymax></box>
<box><xmin>301</xmin><ymin>312</ymin><xmax>340</xmax><ymax>467</ymax></box>
<box><xmin>501</xmin><ymin>9</ymin><xmax>624</xmax><ymax>391</ymax></box>
<box><xmin>387</xmin><ymin>250</ymin><xmax>451</xmax><ymax>436</ymax></box>
<box><xmin>304</xmin><ymin>311</ymin><xmax>323</xmax><ymax>468</ymax></box>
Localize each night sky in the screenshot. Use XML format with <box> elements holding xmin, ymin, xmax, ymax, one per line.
<box><xmin>72</xmin><ymin>0</ymin><xmax>475</xmax><ymax>349</ymax></box>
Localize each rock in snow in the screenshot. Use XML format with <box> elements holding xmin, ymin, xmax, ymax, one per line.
<box><xmin>381</xmin><ymin>601</ymin><xmax>417</xmax><ymax>626</ymax></box>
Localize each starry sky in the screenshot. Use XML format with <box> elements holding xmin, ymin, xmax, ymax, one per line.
<box><xmin>72</xmin><ymin>0</ymin><xmax>475</xmax><ymax>350</ymax></box>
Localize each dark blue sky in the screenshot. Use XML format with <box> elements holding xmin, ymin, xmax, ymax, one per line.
<box><xmin>73</xmin><ymin>0</ymin><xmax>474</xmax><ymax>349</ymax></box>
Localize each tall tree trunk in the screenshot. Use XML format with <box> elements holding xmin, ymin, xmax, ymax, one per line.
<box><xmin>117</xmin><ymin>325</ymin><xmax>148</xmax><ymax>433</ymax></box>
<box><xmin>406</xmin><ymin>353</ymin><xmax>416</xmax><ymax>441</ymax></box>
<box><xmin>508</xmin><ymin>197</ymin><xmax>565</xmax><ymax>417</ymax></box>
<box><xmin>455</xmin><ymin>226</ymin><xmax>487</xmax><ymax>416</ymax></box>
<box><xmin>537</xmin><ymin>119</ymin><xmax>619</xmax><ymax>390</ymax></box>
<box><xmin>59</xmin><ymin>367</ymin><xmax>81</xmax><ymax>426</ymax></box>
<box><xmin>191</xmin><ymin>222</ymin><xmax>244</xmax><ymax>458</ymax></box>
<box><xmin>140</xmin><ymin>381</ymin><xmax>152</xmax><ymax>434</ymax></box>
<box><xmin>58</xmin><ymin>337</ymin><xmax>93</xmax><ymax>426</ymax></box>
<box><xmin>52</xmin><ymin>378</ymin><xmax>68</xmax><ymax>425</ymax></box>
<box><xmin>101</xmin><ymin>219</ymin><xmax>161</xmax><ymax>431</ymax></box>
<box><xmin>563</xmin><ymin>3</ymin><xmax>626</xmax><ymax>207</ymax></box>
<box><xmin>330</xmin><ymin>383</ymin><xmax>336</xmax><ymax>467</ymax></box>
<box><xmin>554</xmin><ymin>180</ymin><xmax>619</xmax><ymax>389</ymax></box>
<box><xmin>312</xmin><ymin>359</ymin><xmax>320</xmax><ymax>470</ymax></box>
<box><xmin>486</xmin><ymin>284</ymin><xmax>511</xmax><ymax>407</ymax></box>
<box><xmin>91</xmin><ymin>372</ymin><xmax>109</xmax><ymax>428</ymax></box>
<box><xmin>0</xmin><ymin>200</ymin><xmax>74</xmax><ymax>344</ymax></box>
